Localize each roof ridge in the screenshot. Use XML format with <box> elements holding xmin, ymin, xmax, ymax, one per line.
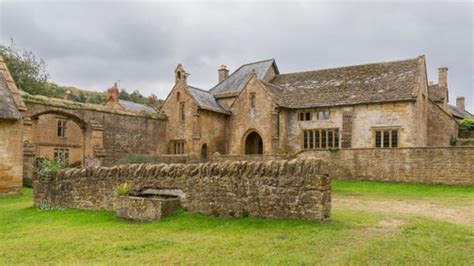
<box><xmin>275</xmin><ymin>56</ymin><xmax>422</xmax><ymax>77</ymax></box>
<box><xmin>188</xmin><ymin>85</ymin><xmax>211</xmax><ymax>93</ymax></box>
<box><xmin>210</xmin><ymin>59</ymin><xmax>275</xmax><ymax>92</ymax></box>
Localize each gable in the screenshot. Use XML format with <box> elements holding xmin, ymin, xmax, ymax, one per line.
<box><xmin>210</xmin><ymin>59</ymin><xmax>279</xmax><ymax>97</ymax></box>
<box><xmin>0</xmin><ymin>73</ymin><xmax>21</xmax><ymax>120</ymax></box>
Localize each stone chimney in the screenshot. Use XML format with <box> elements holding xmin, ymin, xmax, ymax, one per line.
<box><xmin>107</xmin><ymin>83</ymin><xmax>120</xmax><ymax>104</ymax></box>
<box><xmin>63</xmin><ymin>89</ymin><xmax>74</xmax><ymax>101</ymax></box>
<box><xmin>148</xmin><ymin>95</ymin><xmax>157</xmax><ymax>107</ymax></box>
<box><xmin>456</xmin><ymin>97</ymin><xmax>465</xmax><ymax>110</ymax></box>
<box><xmin>438</xmin><ymin>67</ymin><xmax>448</xmax><ymax>88</ymax></box>
<box><xmin>218</xmin><ymin>65</ymin><xmax>229</xmax><ymax>83</ymax></box>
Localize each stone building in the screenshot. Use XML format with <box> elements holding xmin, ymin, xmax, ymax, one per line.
<box><xmin>0</xmin><ymin>55</ymin><xmax>26</xmax><ymax>194</ymax></box>
<box><xmin>161</xmin><ymin>56</ymin><xmax>467</xmax><ymax>159</ymax></box>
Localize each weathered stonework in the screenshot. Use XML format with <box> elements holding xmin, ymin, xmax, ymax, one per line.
<box><xmin>33</xmin><ymin>158</ymin><xmax>331</xmax><ymax>221</ymax></box>
<box><xmin>427</xmin><ymin>100</ymin><xmax>459</xmax><ymax>146</ymax></box>
<box><xmin>0</xmin><ymin>120</ymin><xmax>23</xmax><ymax>194</ymax></box>
<box><xmin>298</xmin><ymin>147</ymin><xmax>474</xmax><ymax>185</ymax></box>
<box><xmin>115</xmin><ymin>195</ymin><xmax>180</xmax><ymax>222</ymax></box>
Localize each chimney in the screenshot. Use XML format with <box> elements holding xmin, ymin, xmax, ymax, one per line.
<box><xmin>63</xmin><ymin>89</ymin><xmax>74</xmax><ymax>101</ymax></box>
<box><xmin>456</xmin><ymin>97</ymin><xmax>465</xmax><ymax>111</ymax></box>
<box><xmin>438</xmin><ymin>67</ymin><xmax>448</xmax><ymax>88</ymax></box>
<box><xmin>218</xmin><ymin>65</ymin><xmax>229</xmax><ymax>83</ymax></box>
<box><xmin>148</xmin><ymin>95</ymin><xmax>157</xmax><ymax>107</ymax></box>
<box><xmin>107</xmin><ymin>82</ymin><xmax>120</xmax><ymax>104</ymax></box>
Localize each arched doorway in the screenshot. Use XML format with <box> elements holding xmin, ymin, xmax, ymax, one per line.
<box><xmin>201</xmin><ymin>144</ymin><xmax>208</xmax><ymax>161</ymax></box>
<box><xmin>244</xmin><ymin>131</ymin><xmax>263</xmax><ymax>154</ymax></box>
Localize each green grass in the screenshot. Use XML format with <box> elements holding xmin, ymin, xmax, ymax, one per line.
<box><xmin>1</xmin><ymin>181</ymin><xmax>473</xmax><ymax>265</ymax></box>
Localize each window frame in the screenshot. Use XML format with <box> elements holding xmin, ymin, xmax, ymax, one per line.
<box><xmin>57</xmin><ymin>119</ymin><xmax>67</xmax><ymax>138</ymax></box>
<box><xmin>297</xmin><ymin>110</ymin><xmax>312</xmax><ymax>121</ymax></box>
<box><xmin>373</xmin><ymin>128</ymin><xmax>399</xmax><ymax>148</ymax></box>
<box><xmin>302</xmin><ymin>128</ymin><xmax>340</xmax><ymax>150</ymax></box>
<box><xmin>53</xmin><ymin>148</ymin><xmax>69</xmax><ymax>164</ymax></box>
<box><xmin>317</xmin><ymin>109</ymin><xmax>330</xmax><ymax>120</ymax></box>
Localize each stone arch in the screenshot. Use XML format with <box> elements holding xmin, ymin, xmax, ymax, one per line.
<box><xmin>243</xmin><ymin>129</ymin><xmax>264</xmax><ymax>155</ymax></box>
<box><xmin>30</xmin><ymin>109</ymin><xmax>88</xmax><ymax>129</ymax></box>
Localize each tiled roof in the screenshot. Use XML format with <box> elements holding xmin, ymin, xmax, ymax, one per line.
<box><xmin>269</xmin><ymin>57</ymin><xmax>421</xmax><ymax>108</ymax></box>
<box><xmin>187</xmin><ymin>86</ymin><xmax>230</xmax><ymax>114</ymax></box>
<box><xmin>449</xmin><ymin>104</ymin><xmax>473</xmax><ymax>119</ymax></box>
<box><xmin>210</xmin><ymin>59</ymin><xmax>277</xmax><ymax>97</ymax></box>
<box><xmin>428</xmin><ymin>84</ymin><xmax>446</xmax><ymax>102</ymax></box>
<box><xmin>0</xmin><ymin>73</ymin><xmax>21</xmax><ymax>120</ymax></box>
<box><xmin>119</xmin><ymin>100</ymin><xmax>157</xmax><ymax>113</ymax></box>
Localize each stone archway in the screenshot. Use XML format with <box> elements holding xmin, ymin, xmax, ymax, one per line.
<box><xmin>244</xmin><ymin>131</ymin><xmax>263</xmax><ymax>154</ymax></box>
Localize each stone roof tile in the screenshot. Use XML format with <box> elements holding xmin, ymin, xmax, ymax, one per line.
<box><xmin>270</xmin><ymin>57</ymin><xmax>421</xmax><ymax>108</ymax></box>
<box><xmin>0</xmin><ymin>73</ymin><xmax>21</xmax><ymax>120</ymax></box>
<box><xmin>210</xmin><ymin>59</ymin><xmax>277</xmax><ymax>97</ymax></box>
<box><xmin>188</xmin><ymin>86</ymin><xmax>230</xmax><ymax>114</ymax></box>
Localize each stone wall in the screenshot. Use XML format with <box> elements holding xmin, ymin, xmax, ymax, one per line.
<box><xmin>427</xmin><ymin>100</ymin><xmax>459</xmax><ymax>146</ymax></box>
<box><xmin>212</xmin><ymin>154</ymin><xmax>292</xmax><ymax>162</ymax></box>
<box><xmin>298</xmin><ymin>147</ymin><xmax>474</xmax><ymax>185</ymax></box>
<box><xmin>0</xmin><ymin>120</ymin><xmax>23</xmax><ymax>194</ymax></box>
<box><xmin>33</xmin><ymin>158</ymin><xmax>331</xmax><ymax>221</ymax></box>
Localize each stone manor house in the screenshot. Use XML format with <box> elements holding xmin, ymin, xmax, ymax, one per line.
<box><xmin>0</xmin><ymin>55</ymin><xmax>472</xmax><ymax>194</ymax></box>
<box><xmin>161</xmin><ymin>56</ymin><xmax>470</xmax><ymax>158</ymax></box>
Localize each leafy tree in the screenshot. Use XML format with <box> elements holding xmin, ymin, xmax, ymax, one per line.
<box><xmin>0</xmin><ymin>39</ymin><xmax>56</xmax><ymax>96</ymax></box>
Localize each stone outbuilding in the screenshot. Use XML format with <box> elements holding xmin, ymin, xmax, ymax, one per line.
<box><xmin>0</xmin><ymin>55</ymin><xmax>26</xmax><ymax>195</ymax></box>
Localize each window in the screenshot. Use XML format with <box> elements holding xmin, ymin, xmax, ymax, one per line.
<box><xmin>317</xmin><ymin>110</ymin><xmax>330</xmax><ymax>120</ymax></box>
<box><xmin>374</xmin><ymin>128</ymin><xmax>399</xmax><ymax>148</ymax></box>
<box><xmin>303</xmin><ymin>128</ymin><xmax>340</xmax><ymax>149</ymax></box>
<box><xmin>54</xmin><ymin>148</ymin><xmax>69</xmax><ymax>164</ymax></box>
<box><xmin>250</xmin><ymin>93</ymin><xmax>256</xmax><ymax>109</ymax></box>
<box><xmin>177</xmin><ymin>92</ymin><xmax>180</xmax><ymax>102</ymax></box>
<box><xmin>298</xmin><ymin>111</ymin><xmax>312</xmax><ymax>121</ymax></box>
<box><xmin>172</xmin><ymin>141</ymin><xmax>185</xmax><ymax>154</ymax></box>
<box><xmin>180</xmin><ymin>102</ymin><xmax>185</xmax><ymax>121</ymax></box>
<box><xmin>57</xmin><ymin>119</ymin><xmax>67</xmax><ymax>137</ymax></box>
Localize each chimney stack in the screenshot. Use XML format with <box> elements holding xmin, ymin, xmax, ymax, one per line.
<box><xmin>148</xmin><ymin>95</ymin><xmax>157</xmax><ymax>107</ymax></box>
<box><xmin>107</xmin><ymin>82</ymin><xmax>120</xmax><ymax>104</ymax></box>
<box><xmin>438</xmin><ymin>67</ymin><xmax>448</xmax><ymax>88</ymax></box>
<box><xmin>456</xmin><ymin>97</ymin><xmax>465</xmax><ymax>111</ymax></box>
<box><xmin>218</xmin><ymin>65</ymin><xmax>229</xmax><ymax>83</ymax></box>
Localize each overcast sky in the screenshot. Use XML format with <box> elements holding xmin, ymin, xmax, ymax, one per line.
<box><xmin>1</xmin><ymin>0</ymin><xmax>473</xmax><ymax>110</ymax></box>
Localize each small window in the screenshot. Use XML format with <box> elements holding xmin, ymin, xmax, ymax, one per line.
<box><xmin>177</xmin><ymin>92</ymin><xmax>181</xmax><ymax>102</ymax></box>
<box><xmin>180</xmin><ymin>102</ymin><xmax>185</xmax><ymax>121</ymax></box>
<box><xmin>374</xmin><ymin>128</ymin><xmax>399</xmax><ymax>148</ymax></box>
<box><xmin>250</xmin><ymin>93</ymin><xmax>256</xmax><ymax>109</ymax></box>
<box><xmin>171</xmin><ymin>141</ymin><xmax>185</xmax><ymax>154</ymax></box>
<box><xmin>54</xmin><ymin>148</ymin><xmax>69</xmax><ymax>164</ymax></box>
<box><xmin>317</xmin><ymin>110</ymin><xmax>330</xmax><ymax>120</ymax></box>
<box><xmin>298</xmin><ymin>111</ymin><xmax>312</xmax><ymax>121</ymax></box>
<box><xmin>57</xmin><ymin>120</ymin><xmax>67</xmax><ymax>138</ymax></box>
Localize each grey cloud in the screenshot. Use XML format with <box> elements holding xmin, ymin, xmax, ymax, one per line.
<box><xmin>0</xmin><ymin>1</ymin><xmax>472</xmax><ymax>111</ymax></box>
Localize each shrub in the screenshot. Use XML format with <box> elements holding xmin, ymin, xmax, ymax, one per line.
<box><xmin>117</xmin><ymin>154</ymin><xmax>155</xmax><ymax>164</ymax></box>
<box><xmin>450</xmin><ymin>135</ymin><xmax>457</xmax><ymax>146</ymax></box>
<box><xmin>116</xmin><ymin>183</ymin><xmax>129</xmax><ymax>196</ymax></box>
<box><xmin>36</xmin><ymin>159</ymin><xmax>66</xmax><ymax>181</ymax></box>
<box><xmin>459</xmin><ymin>118</ymin><xmax>474</xmax><ymax>131</ymax></box>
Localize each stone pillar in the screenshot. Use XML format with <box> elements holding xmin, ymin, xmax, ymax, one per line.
<box><xmin>341</xmin><ymin>107</ymin><xmax>353</xmax><ymax>148</ymax></box>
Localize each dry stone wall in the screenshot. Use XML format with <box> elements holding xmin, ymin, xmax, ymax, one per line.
<box><xmin>33</xmin><ymin>159</ymin><xmax>331</xmax><ymax>221</ymax></box>
<box><xmin>298</xmin><ymin>147</ymin><xmax>474</xmax><ymax>185</ymax></box>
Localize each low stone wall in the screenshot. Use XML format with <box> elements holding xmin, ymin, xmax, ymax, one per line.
<box><xmin>298</xmin><ymin>147</ymin><xmax>474</xmax><ymax>185</ymax></box>
<box><xmin>33</xmin><ymin>159</ymin><xmax>331</xmax><ymax>221</ymax></box>
<box><xmin>212</xmin><ymin>154</ymin><xmax>292</xmax><ymax>162</ymax></box>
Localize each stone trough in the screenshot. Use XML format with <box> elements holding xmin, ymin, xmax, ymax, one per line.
<box><xmin>115</xmin><ymin>189</ymin><xmax>181</xmax><ymax>222</ymax></box>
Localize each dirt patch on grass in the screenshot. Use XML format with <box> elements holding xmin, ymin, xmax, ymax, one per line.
<box><xmin>334</xmin><ymin>196</ymin><xmax>473</xmax><ymax>225</ymax></box>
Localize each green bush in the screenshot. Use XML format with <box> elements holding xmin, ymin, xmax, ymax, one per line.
<box><xmin>36</xmin><ymin>159</ymin><xmax>66</xmax><ymax>181</ymax></box>
<box><xmin>459</xmin><ymin>118</ymin><xmax>474</xmax><ymax>131</ymax></box>
<box><xmin>117</xmin><ymin>154</ymin><xmax>155</xmax><ymax>165</ymax></box>
<box><xmin>116</xmin><ymin>183</ymin><xmax>129</xmax><ymax>196</ymax></box>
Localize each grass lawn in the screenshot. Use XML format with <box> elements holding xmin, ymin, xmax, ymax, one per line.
<box><xmin>1</xmin><ymin>180</ymin><xmax>473</xmax><ymax>265</ymax></box>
